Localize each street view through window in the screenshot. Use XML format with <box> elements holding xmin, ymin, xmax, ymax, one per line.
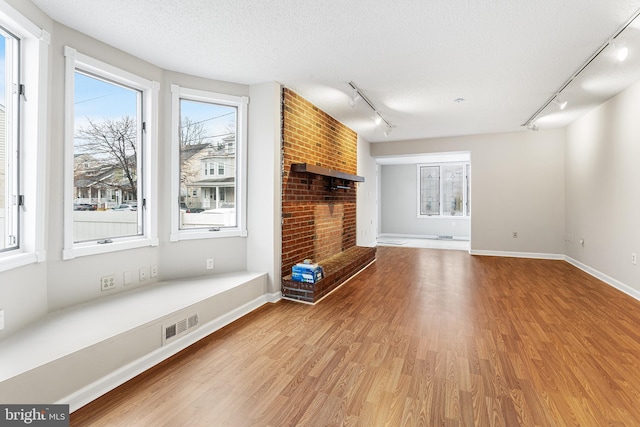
<box><xmin>178</xmin><ymin>98</ymin><xmax>237</xmax><ymax>229</ymax></box>
<box><xmin>73</xmin><ymin>71</ymin><xmax>142</xmax><ymax>242</ymax></box>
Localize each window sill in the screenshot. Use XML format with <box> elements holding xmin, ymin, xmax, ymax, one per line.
<box><xmin>417</xmin><ymin>215</ymin><xmax>471</xmax><ymax>220</ymax></box>
<box><xmin>62</xmin><ymin>237</ymin><xmax>159</xmax><ymax>260</ymax></box>
<box><xmin>170</xmin><ymin>228</ymin><xmax>247</xmax><ymax>242</ymax></box>
<box><xmin>0</xmin><ymin>251</ymin><xmax>45</xmax><ymax>273</ymax></box>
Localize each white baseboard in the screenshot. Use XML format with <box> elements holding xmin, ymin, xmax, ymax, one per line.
<box><xmin>266</xmin><ymin>291</ymin><xmax>282</xmax><ymax>303</ymax></box>
<box><xmin>378</xmin><ymin>233</ymin><xmax>469</xmax><ymax>241</ymax></box>
<box><xmin>564</xmin><ymin>257</ymin><xmax>640</xmax><ymax>301</ymax></box>
<box><xmin>471</xmin><ymin>250</ymin><xmax>640</xmax><ymax>302</ymax></box>
<box><xmin>469</xmin><ymin>250</ymin><xmax>564</xmax><ymax>260</ymax></box>
<box><xmin>59</xmin><ymin>291</ymin><xmax>281</xmax><ymax>412</ymax></box>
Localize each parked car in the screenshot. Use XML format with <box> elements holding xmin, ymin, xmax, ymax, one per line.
<box><xmin>74</xmin><ymin>203</ymin><xmax>96</xmax><ymax>211</ymax></box>
<box><xmin>186</xmin><ymin>207</ymin><xmax>205</xmax><ymax>213</ymax></box>
<box><xmin>112</xmin><ymin>204</ymin><xmax>137</xmax><ymax>211</ymax></box>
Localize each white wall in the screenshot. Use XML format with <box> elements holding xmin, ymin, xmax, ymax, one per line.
<box><xmin>246</xmin><ymin>82</ymin><xmax>282</xmax><ymax>294</ymax></box>
<box><xmin>356</xmin><ymin>135</ymin><xmax>377</xmax><ymax>247</ymax></box>
<box><xmin>565</xmin><ymin>79</ymin><xmax>640</xmax><ymax>294</ymax></box>
<box><xmin>371</xmin><ymin>129</ymin><xmax>566</xmax><ymax>255</ymax></box>
<box><xmin>379</xmin><ymin>164</ymin><xmax>470</xmax><ymax>238</ymax></box>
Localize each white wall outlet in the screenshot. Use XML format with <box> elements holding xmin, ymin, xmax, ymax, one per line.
<box><xmin>632</xmin><ymin>253</ymin><xmax>637</xmax><ymax>265</ymax></box>
<box><xmin>139</xmin><ymin>266</ymin><xmax>149</xmax><ymax>282</ymax></box>
<box><xmin>0</xmin><ymin>309</ymin><xmax>4</xmax><ymax>331</ymax></box>
<box><xmin>101</xmin><ymin>275</ymin><xmax>116</xmax><ymax>291</ymax></box>
<box><xmin>206</xmin><ymin>258</ymin><xmax>214</xmax><ymax>270</ymax></box>
<box><xmin>512</xmin><ymin>232</ymin><xmax>518</xmax><ymax>238</ymax></box>
<box><xmin>150</xmin><ymin>264</ymin><xmax>158</xmax><ymax>278</ymax></box>
<box><xmin>580</xmin><ymin>238</ymin><xmax>585</xmax><ymax>247</ymax></box>
<box><xmin>123</xmin><ymin>271</ymin><xmax>133</xmax><ymax>285</ymax></box>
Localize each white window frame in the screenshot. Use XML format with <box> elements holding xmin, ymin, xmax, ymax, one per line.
<box><xmin>63</xmin><ymin>46</ymin><xmax>159</xmax><ymax>260</ymax></box>
<box><xmin>417</xmin><ymin>162</ymin><xmax>470</xmax><ymax>218</ymax></box>
<box><xmin>170</xmin><ymin>84</ymin><xmax>248</xmax><ymax>241</ymax></box>
<box><xmin>0</xmin><ymin>1</ymin><xmax>49</xmax><ymax>273</ymax></box>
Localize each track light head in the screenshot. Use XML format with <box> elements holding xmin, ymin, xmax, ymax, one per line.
<box><xmin>555</xmin><ymin>98</ymin><xmax>568</xmax><ymax>110</ymax></box>
<box><xmin>348</xmin><ymin>81</ymin><xmax>394</xmax><ymax>134</ymax></box>
<box><xmin>618</xmin><ymin>46</ymin><xmax>629</xmax><ymax>61</ymax></box>
<box><xmin>348</xmin><ymin>90</ymin><xmax>360</xmax><ymax>108</ymax></box>
<box><xmin>384</xmin><ymin>125</ymin><xmax>393</xmax><ymax>137</ymax></box>
<box><xmin>527</xmin><ymin>123</ymin><xmax>539</xmax><ymax>131</ymax></box>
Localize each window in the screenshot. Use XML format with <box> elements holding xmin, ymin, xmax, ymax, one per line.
<box><xmin>170</xmin><ymin>84</ymin><xmax>248</xmax><ymax>241</ymax></box>
<box><xmin>0</xmin><ymin>29</ymin><xmax>19</xmax><ymax>254</ymax></box>
<box><xmin>418</xmin><ymin>165</ymin><xmax>439</xmax><ymax>216</ymax></box>
<box><xmin>417</xmin><ymin>163</ymin><xmax>470</xmax><ymax>217</ymax></box>
<box><xmin>63</xmin><ymin>47</ymin><xmax>158</xmax><ymax>259</ymax></box>
<box><xmin>0</xmin><ymin>2</ymin><xmax>49</xmax><ymax>273</ymax></box>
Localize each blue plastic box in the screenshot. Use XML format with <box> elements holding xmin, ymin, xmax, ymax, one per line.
<box><xmin>291</xmin><ymin>263</ymin><xmax>323</xmax><ymax>283</ymax></box>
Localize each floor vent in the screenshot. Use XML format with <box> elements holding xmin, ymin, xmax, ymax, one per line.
<box><xmin>438</xmin><ymin>235</ymin><xmax>453</xmax><ymax>240</ymax></box>
<box><xmin>162</xmin><ymin>313</ymin><xmax>199</xmax><ymax>345</ymax></box>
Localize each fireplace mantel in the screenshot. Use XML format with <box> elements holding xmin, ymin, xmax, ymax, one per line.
<box><xmin>291</xmin><ymin>163</ymin><xmax>365</xmax><ymax>183</ymax></box>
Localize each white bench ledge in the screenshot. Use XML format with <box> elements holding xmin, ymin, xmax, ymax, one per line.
<box><xmin>0</xmin><ymin>271</ymin><xmax>266</xmax><ymax>383</ymax></box>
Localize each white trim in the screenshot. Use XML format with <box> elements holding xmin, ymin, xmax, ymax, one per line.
<box><xmin>0</xmin><ymin>2</ymin><xmax>48</xmax><ymax>272</ymax></box>
<box><xmin>62</xmin><ymin>46</ymin><xmax>158</xmax><ymax>259</ymax></box>
<box><xmin>58</xmin><ymin>291</ymin><xmax>281</xmax><ymax>413</ymax></box>
<box><xmin>62</xmin><ymin>237</ymin><xmax>158</xmax><ymax>261</ymax></box>
<box><xmin>0</xmin><ymin>0</ymin><xmax>42</xmax><ymax>38</ymax></box>
<box><xmin>450</xmin><ymin>249</ymin><xmax>640</xmax><ymax>302</ymax></box>
<box><xmin>564</xmin><ymin>256</ymin><xmax>640</xmax><ymax>301</ymax></box>
<box><xmin>469</xmin><ymin>250</ymin><xmax>565</xmax><ymax>260</ymax></box>
<box><xmin>0</xmin><ymin>252</ymin><xmax>37</xmax><ymax>273</ymax></box>
<box><xmin>170</xmin><ymin>84</ymin><xmax>248</xmax><ymax>242</ymax></box>
<box><xmin>378</xmin><ymin>232</ymin><xmax>469</xmax><ymax>241</ymax></box>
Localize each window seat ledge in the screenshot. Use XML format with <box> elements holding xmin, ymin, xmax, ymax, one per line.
<box><xmin>0</xmin><ymin>271</ymin><xmax>271</xmax><ymax>406</ymax></box>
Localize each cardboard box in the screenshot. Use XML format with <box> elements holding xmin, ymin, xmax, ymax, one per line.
<box><xmin>291</xmin><ymin>263</ymin><xmax>323</xmax><ymax>283</ymax></box>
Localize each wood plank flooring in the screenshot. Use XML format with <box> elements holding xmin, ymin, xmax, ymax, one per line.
<box><xmin>71</xmin><ymin>247</ymin><xmax>640</xmax><ymax>426</ymax></box>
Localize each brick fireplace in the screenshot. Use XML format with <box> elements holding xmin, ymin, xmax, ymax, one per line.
<box><xmin>281</xmin><ymin>88</ymin><xmax>358</xmax><ymax>274</ymax></box>
<box><xmin>281</xmin><ymin>88</ymin><xmax>372</xmax><ymax>300</ymax></box>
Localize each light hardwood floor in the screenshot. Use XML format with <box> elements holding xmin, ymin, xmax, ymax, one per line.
<box><xmin>71</xmin><ymin>247</ymin><xmax>640</xmax><ymax>426</ymax></box>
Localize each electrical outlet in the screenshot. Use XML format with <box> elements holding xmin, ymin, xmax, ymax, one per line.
<box><xmin>512</xmin><ymin>232</ymin><xmax>518</xmax><ymax>238</ymax></box>
<box><xmin>0</xmin><ymin>309</ymin><xmax>4</xmax><ymax>331</ymax></box>
<box><xmin>139</xmin><ymin>266</ymin><xmax>149</xmax><ymax>282</ymax></box>
<box><xmin>632</xmin><ymin>253</ymin><xmax>637</xmax><ymax>265</ymax></box>
<box><xmin>206</xmin><ymin>258</ymin><xmax>214</xmax><ymax>270</ymax></box>
<box><xmin>101</xmin><ymin>275</ymin><xmax>116</xmax><ymax>291</ymax></box>
<box><xmin>150</xmin><ymin>264</ymin><xmax>158</xmax><ymax>278</ymax></box>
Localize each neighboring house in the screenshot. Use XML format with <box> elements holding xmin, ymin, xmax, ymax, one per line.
<box><xmin>73</xmin><ymin>153</ymin><xmax>137</xmax><ymax>209</ymax></box>
<box><xmin>181</xmin><ymin>135</ymin><xmax>236</xmax><ymax>210</ymax></box>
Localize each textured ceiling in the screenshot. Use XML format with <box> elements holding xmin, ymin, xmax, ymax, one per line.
<box><xmin>30</xmin><ymin>0</ymin><xmax>640</xmax><ymax>142</ymax></box>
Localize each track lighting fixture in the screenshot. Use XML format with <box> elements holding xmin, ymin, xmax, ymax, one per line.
<box><xmin>523</xmin><ymin>8</ymin><xmax>640</xmax><ymax>129</ymax></box>
<box><xmin>348</xmin><ymin>89</ymin><xmax>360</xmax><ymax>108</ymax></box>
<box><xmin>347</xmin><ymin>81</ymin><xmax>394</xmax><ymax>133</ymax></box>
<box><xmin>617</xmin><ymin>45</ymin><xmax>629</xmax><ymax>62</ymax></box>
<box><xmin>383</xmin><ymin>124</ymin><xmax>393</xmax><ymax>137</ymax></box>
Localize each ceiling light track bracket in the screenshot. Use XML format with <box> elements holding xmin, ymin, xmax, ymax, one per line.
<box><xmin>523</xmin><ymin>7</ymin><xmax>640</xmax><ymax>128</ymax></box>
<box><xmin>347</xmin><ymin>81</ymin><xmax>394</xmax><ymax>131</ymax></box>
